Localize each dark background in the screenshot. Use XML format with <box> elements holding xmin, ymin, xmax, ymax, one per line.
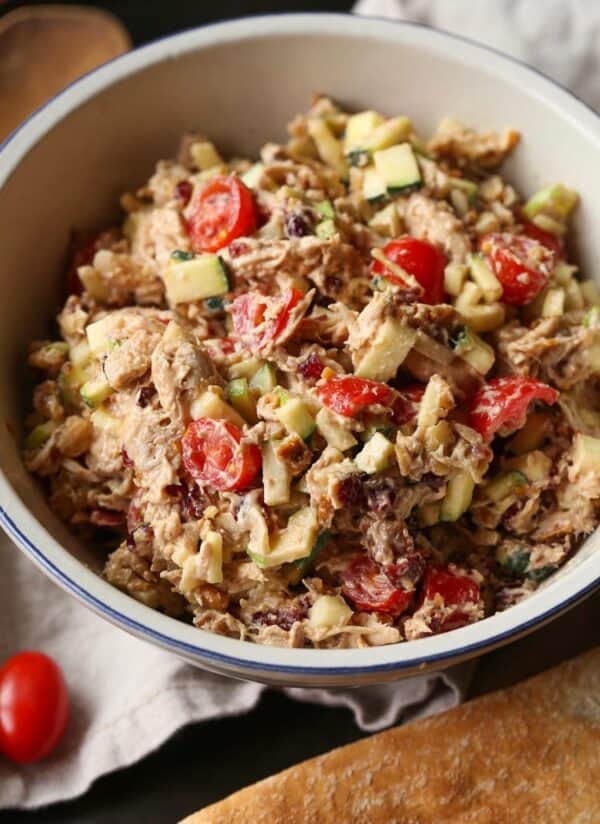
<box><xmin>2</xmin><ymin>0</ymin><xmax>354</xmax><ymax>44</ymax></box>
<box><xmin>1</xmin><ymin>2</ymin><xmax>599</xmax><ymax>822</ymax></box>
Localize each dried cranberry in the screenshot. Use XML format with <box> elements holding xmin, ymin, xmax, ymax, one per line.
<box><xmin>297</xmin><ymin>352</ymin><xmax>325</xmax><ymax>382</ymax></box>
<box><xmin>337</xmin><ymin>475</ymin><xmax>364</xmax><ymax>509</ymax></box>
<box><xmin>181</xmin><ymin>482</ymin><xmax>207</xmax><ymax>521</ymax></box>
<box><xmin>121</xmin><ymin>447</ymin><xmax>133</xmax><ymax>467</ymax></box>
<box><xmin>126</xmin><ymin>499</ymin><xmax>144</xmax><ymax>534</ymax></box>
<box><xmin>127</xmin><ymin>524</ymin><xmax>153</xmax><ymax>549</ymax></box>
<box><xmin>164</xmin><ymin>482</ymin><xmax>207</xmax><ymax>520</ymax></box>
<box><xmin>365</xmin><ymin>479</ymin><xmax>397</xmax><ymax>514</ymax></box>
<box><xmin>324</xmin><ymin>275</ymin><xmax>343</xmax><ymax>296</ymax></box>
<box><xmin>253</xmin><ymin>596</ymin><xmax>310</xmax><ymax>631</ymax></box>
<box><xmin>394</xmin><ymin>286</ymin><xmax>423</xmax><ymax>304</ymax></box>
<box><xmin>388</xmin><ymin>553</ymin><xmax>425</xmax><ymax>588</ymax></box>
<box><xmin>126</xmin><ymin>497</ymin><xmax>154</xmax><ymax>548</ymax></box>
<box><xmin>228</xmin><ymin>239</ymin><xmax>250</xmax><ymax>258</ymax></box>
<box><xmin>175</xmin><ymin>180</ymin><xmax>193</xmax><ymax>205</ymax></box>
<box><xmin>285</xmin><ymin>212</ymin><xmax>311</xmax><ymax>238</ymax></box>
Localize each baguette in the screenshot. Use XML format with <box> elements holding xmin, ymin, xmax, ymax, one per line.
<box><xmin>181</xmin><ymin>647</ymin><xmax>600</xmax><ymax>824</ymax></box>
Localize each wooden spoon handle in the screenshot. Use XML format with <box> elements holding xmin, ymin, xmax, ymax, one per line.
<box><xmin>0</xmin><ymin>4</ymin><xmax>131</xmax><ymax>140</ymax></box>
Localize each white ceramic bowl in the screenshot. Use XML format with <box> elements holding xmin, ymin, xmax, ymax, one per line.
<box><xmin>1</xmin><ymin>14</ymin><xmax>599</xmax><ymax>687</ymax></box>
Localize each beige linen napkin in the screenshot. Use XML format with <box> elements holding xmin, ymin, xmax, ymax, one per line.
<box><xmin>354</xmin><ymin>0</ymin><xmax>600</xmax><ymax>111</ymax></box>
<box><xmin>0</xmin><ymin>537</ymin><xmax>470</xmax><ymax>809</ymax></box>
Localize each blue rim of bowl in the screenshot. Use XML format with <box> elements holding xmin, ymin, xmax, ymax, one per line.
<box><xmin>1</xmin><ymin>503</ymin><xmax>598</xmax><ymax>674</ymax></box>
<box><xmin>1</xmin><ymin>13</ymin><xmax>599</xmax><ymax>676</ymax></box>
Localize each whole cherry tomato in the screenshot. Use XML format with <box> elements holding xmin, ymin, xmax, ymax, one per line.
<box><xmin>370</xmin><ymin>237</ymin><xmax>447</xmax><ymax>304</ymax></box>
<box><xmin>341</xmin><ymin>556</ymin><xmax>413</xmax><ymax>615</ymax></box>
<box><xmin>182</xmin><ymin>418</ymin><xmax>261</xmax><ymax>492</ymax></box>
<box><xmin>481</xmin><ymin>233</ymin><xmax>556</xmax><ymax>305</ymax></box>
<box><xmin>317</xmin><ymin>376</ymin><xmax>395</xmax><ymax>418</ymax></box>
<box><xmin>468</xmin><ymin>376</ymin><xmax>559</xmax><ymax>443</ymax></box>
<box><xmin>188</xmin><ymin>175</ymin><xmax>257</xmax><ymax>253</ymax></box>
<box><xmin>0</xmin><ymin>651</ymin><xmax>69</xmax><ymax>764</ymax></box>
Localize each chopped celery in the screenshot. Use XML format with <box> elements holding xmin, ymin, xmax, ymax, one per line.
<box><xmin>24</xmin><ymin>420</ymin><xmax>57</xmax><ymax>450</ymax></box>
<box><xmin>315</xmin><ymin>219</ymin><xmax>337</xmax><ymax>240</ymax></box>
<box><xmin>262</xmin><ymin>441</ymin><xmax>291</xmax><ymax>506</ymax></box>
<box><xmin>454</xmin><ymin>328</ymin><xmax>495</xmax><ymax>375</ymax></box>
<box><xmin>227</xmin><ymin>378</ymin><xmax>258</xmax><ymax>424</ymax></box>
<box><xmin>467</xmin><ymin>254</ymin><xmax>503</xmax><ymax>302</ymax></box>
<box><xmin>484</xmin><ymin>471</ymin><xmax>528</xmax><ymax>503</ymax></box>
<box><xmin>309</xmin><ymin>595</ymin><xmax>352</xmax><ymax>628</ymax></box>
<box><xmin>315</xmin><ymin>200</ymin><xmax>335</xmax><ymax>219</ymax></box>
<box><xmin>276</xmin><ymin>397</ymin><xmax>316</xmax><ymax>440</ymax></box>
<box><xmin>523</xmin><ymin>183</ymin><xmax>578</xmax><ymax>220</ymax></box>
<box><xmin>249</xmin><ymin>363</ymin><xmax>277</xmax><ymax>395</ymax></box>
<box><xmin>288</xmin><ymin>530</ymin><xmax>330</xmax><ymax>585</ymax></box>
<box><xmin>440</xmin><ymin>470</ymin><xmax>475</xmax><ymax>521</ymax></box>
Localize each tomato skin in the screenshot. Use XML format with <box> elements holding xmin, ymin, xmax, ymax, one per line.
<box><xmin>521</xmin><ymin>220</ymin><xmax>564</xmax><ymax>257</ymax></box>
<box><xmin>371</xmin><ymin>237</ymin><xmax>447</xmax><ymax>304</ymax></box>
<box><xmin>341</xmin><ymin>556</ymin><xmax>413</xmax><ymax>615</ymax></box>
<box><xmin>424</xmin><ymin>566</ymin><xmax>481</xmax><ymax>606</ymax></box>
<box><xmin>182</xmin><ymin>418</ymin><xmax>261</xmax><ymax>492</ymax></box>
<box><xmin>481</xmin><ymin>233</ymin><xmax>556</xmax><ymax>305</ymax></box>
<box><xmin>468</xmin><ymin>376</ymin><xmax>559</xmax><ymax>443</ymax></box>
<box><xmin>230</xmin><ymin>288</ymin><xmax>304</xmax><ymax>354</ymax></box>
<box><xmin>317</xmin><ymin>376</ymin><xmax>395</xmax><ymax>418</ymax></box>
<box><xmin>0</xmin><ymin>652</ymin><xmax>69</xmax><ymax>764</ymax></box>
<box><xmin>188</xmin><ymin>175</ymin><xmax>257</xmax><ymax>253</ymax></box>
<box><xmin>422</xmin><ymin>566</ymin><xmax>481</xmax><ymax>632</ymax></box>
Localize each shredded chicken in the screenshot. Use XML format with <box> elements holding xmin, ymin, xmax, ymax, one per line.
<box><xmin>404</xmin><ymin>192</ymin><xmax>472</xmax><ymax>262</ymax></box>
<box><xmin>22</xmin><ymin>97</ymin><xmax>598</xmax><ymax>649</ymax></box>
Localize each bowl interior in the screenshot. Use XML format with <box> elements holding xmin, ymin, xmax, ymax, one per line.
<box><xmin>0</xmin><ymin>15</ymin><xmax>599</xmax><ymax>677</ymax></box>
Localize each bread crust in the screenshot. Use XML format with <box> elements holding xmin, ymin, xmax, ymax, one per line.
<box><xmin>180</xmin><ymin>648</ymin><xmax>600</xmax><ymax>824</ymax></box>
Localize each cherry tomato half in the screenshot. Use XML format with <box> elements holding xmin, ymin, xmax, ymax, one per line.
<box><xmin>182</xmin><ymin>418</ymin><xmax>261</xmax><ymax>492</ymax></box>
<box><xmin>230</xmin><ymin>288</ymin><xmax>304</xmax><ymax>355</ymax></box>
<box><xmin>371</xmin><ymin>237</ymin><xmax>447</xmax><ymax>304</ymax></box>
<box><xmin>0</xmin><ymin>652</ymin><xmax>69</xmax><ymax>764</ymax></box>
<box><xmin>521</xmin><ymin>220</ymin><xmax>564</xmax><ymax>257</ymax></box>
<box><xmin>468</xmin><ymin>376</ymin><xmax>559</xmax><ymax>443</ymax></box>
<box><xmin>481</xmin><ymin>233</ymin><xmax>556</xmax><ymax>306</ymax></box>
<box><xmin>188</xmin><ymin>175</ymin><xmax>258</xmax><ymax>253</ymax></box>
<box><xmin>317</xmin><ymin>376</ymin><xmax>395</xmax><ymax>418</ymax></box>
<box><xmin>341</xmin><ymin>556</ymin><xmax>413</xmax><ymax>615</ymax></box>
<box><xmin>422</xmin><ymin>566</ymin><xmax>481</xmax><ymax>632</ymax></box>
